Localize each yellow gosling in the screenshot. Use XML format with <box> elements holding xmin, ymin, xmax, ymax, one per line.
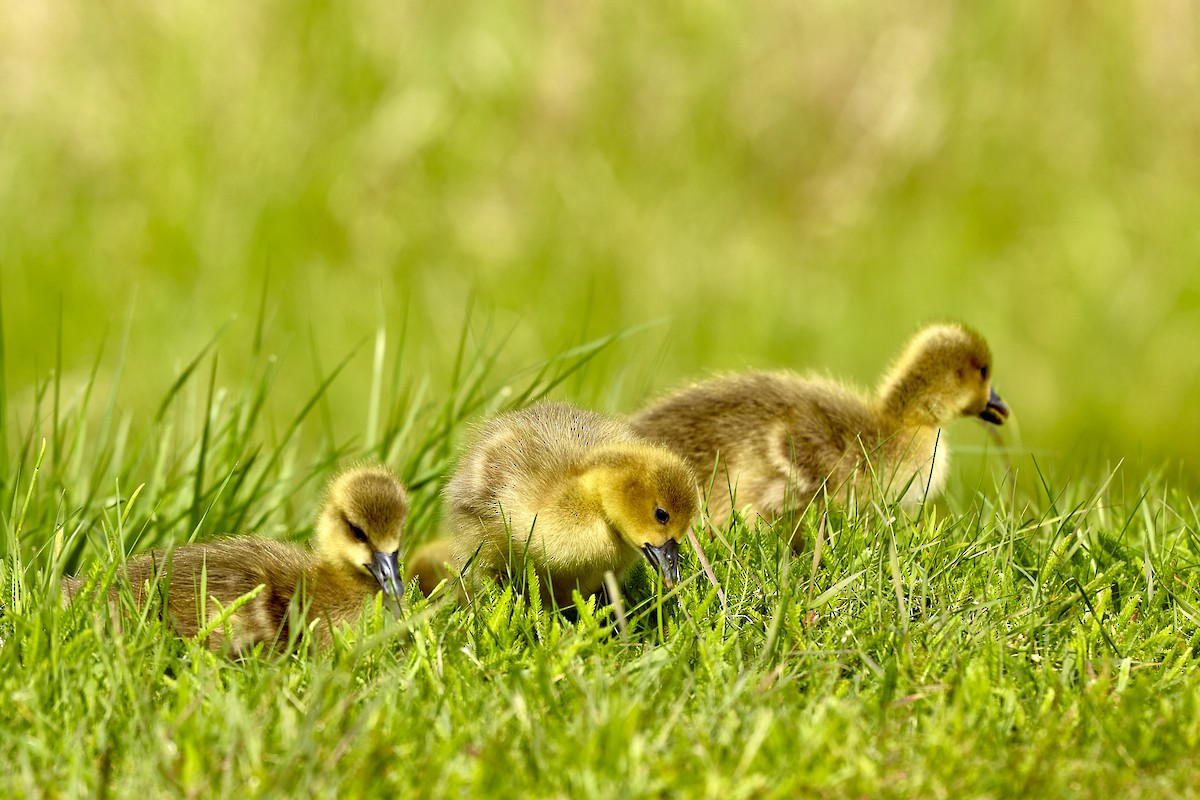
<box><xmin>445</xmin><ymin>401</ymin><xmax>698</xmax><ymax>606</ymax></box>
<box><xmin>631</xmin><ymin>323</ymin><xmax>1010</xmax><ymax>542</ymax></box>
<box><xmin>65</xmin><ymin>465</ymin><xmax>408</xmax><ymax>654</ymax></box>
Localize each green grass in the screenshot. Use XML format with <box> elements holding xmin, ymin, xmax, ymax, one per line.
<box><xmin>2</xmin><ymin>328</ymin><xmax>1199</xmax><ymax>799</ymax></box>
<box><xmin>3</xmin><ymin>0</ymin><xmax>1200</xmax><ymax>460</ymax></box>
<box><xmin>3</xmin><ymin>2</ymin><xmax>1200</xmax><ymax>795</ymax></box>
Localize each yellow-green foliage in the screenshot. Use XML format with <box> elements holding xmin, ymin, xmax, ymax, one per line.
<box><xmin>4</xmin><ymin>6</ymin><xmax>1200</xmax><ymax>794</ymax></box>
<box><xmin>2</xmin><ymin>1</ymin><xmax>1199</xmax><ymax>462</ymax></box>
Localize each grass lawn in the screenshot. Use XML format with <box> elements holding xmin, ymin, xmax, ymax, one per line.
<box><xmin>3</xmin><ymin>2</ymin><xmax>1200</xmax><ymax>797</ymax></box>
<box><xmin>2</xmin><ymin>327</ymin><xmax>1198</xmax><ymax>799</ymax></box>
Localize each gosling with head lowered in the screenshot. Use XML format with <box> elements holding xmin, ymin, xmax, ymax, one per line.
<box><xmin>445</xmin><ymin>401</ymin><xmax>699</xmax><ymax>606</ymax></box>
<box><xmin>65</xmin><ymin>465</ymin><xmax>408</xmax><ymax>654</ymax></box>
<box><xmin>631</xmin><ymin>323</ymin><xmax>1010</xmax><ymax>542</ymax></box>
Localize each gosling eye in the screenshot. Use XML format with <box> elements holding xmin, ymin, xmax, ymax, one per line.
<box><xmin>979</xmin><ymin>365</ymin><xmax>989</xmax><ymax>380</ymax></box>
<box><xmin>654</xmin><ymin>506</ymin><xmax>670</xmax><ymax>525</ymax></box>
<box><xmin>349</xmin><ymin>523</ymin><xmax>369</xmax><ymax>543</ymax></box>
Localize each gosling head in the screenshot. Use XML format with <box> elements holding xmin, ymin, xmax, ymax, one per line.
<box><xmin>315</xmin><ymin>465</ymin><xmax>409</xmax><ymax>609</ymax></box>
<box><xmin>591</xmin><ymin>447</ymin><xmax>699</xmax><ymax>589</ymax></box>
<box><xmin>878</xmin><ymin>322</ymin><xmax>1010</xmax><ymax>428</ymax></box>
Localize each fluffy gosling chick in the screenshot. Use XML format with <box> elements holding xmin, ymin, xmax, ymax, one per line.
<box><xmin>446</xmin><ymin>401</ymin><xmax>698</xmax><ymax>606</ymax></box>
<box><xmin>66</xmin><ymin>465</ymin><xmax>408</xmax><ymax>654</ymax></box>
<box><xmin>631</xmin><ymin>323</ymin><xmax>1010</xmax><ymax>536</ymax></box>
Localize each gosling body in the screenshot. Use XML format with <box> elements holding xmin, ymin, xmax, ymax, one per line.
<box><xmin>631</xmin><ymin>323</ymin><xmax>1010</xmax><ymax>534</ymax></box>
<box><xmin>66</xmin><ymin>465</ymin><xmax>409</xmax><ymax>654</ymax></box>
<box><xmin>446</xmin><ymin>401</ymin><xmax>698</xmax><ymax>606</ymax></box>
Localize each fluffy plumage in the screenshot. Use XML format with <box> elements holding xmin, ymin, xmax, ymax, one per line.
<box><xmin>631</xmin><ymin>323</ymin><xmax>1010</xmax><ymax>541</ymax></box>
<box><xmin>65</xmin><ymin>465</ymin><xmax>409</xmax><ymax>654</ymax></box>
<box><xmin>445</xmin><ymin>401</ymin><xmax>698</xmax><ymax>606</ymax></box>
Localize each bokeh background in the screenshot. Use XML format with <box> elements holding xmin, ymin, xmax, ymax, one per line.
<box><xmin>2</xmin><ymin>1</ymin><xmax>1198</xmax><ymax>471</ymax></box>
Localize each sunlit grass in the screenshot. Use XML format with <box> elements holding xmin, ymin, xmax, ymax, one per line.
<box><xmin>2</xmin><ymin>0</ymin><xmax>1200</xmax><ymax>459</ymax></box>
<box><xmin>2</xmin><ymin>1</ymin><xmax>1199</xmax><ymax>794</ymax></box>
<box><xmin>2</xmin><ymin>327</ymin><xmax>1199</xmax><ymax>798</ymax></box>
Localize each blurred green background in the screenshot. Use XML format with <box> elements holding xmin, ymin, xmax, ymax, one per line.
<box><xmin>2</xmin><ymin>1</ymin><xmax>1198</xmax><ymax>466</ymax></box>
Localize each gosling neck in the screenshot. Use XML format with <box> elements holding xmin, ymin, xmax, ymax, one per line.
<box><xmin>312</xmin><ymin>512</ymin><xmax>341</xmax><ymax>566</ymax></box>
<box><xmin>876</xmin><ymin>373</ymin><xmax>947</xmax><ymax>430</ymax></box>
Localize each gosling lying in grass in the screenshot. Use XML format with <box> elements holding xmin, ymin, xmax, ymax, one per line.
<box><xmin>65</xmin><ymin>465</ymin><xmax>408</xmax><ymax>654</ymax></box>
<box><xmin>445</xmin><ymin>401</ymin><xmax>699</xmax><ymax>607</ymax></box>
<box><xmin>631</xmin><ymin>322</ymin><xmax>1010</xmax><ymax>543</ymax></box>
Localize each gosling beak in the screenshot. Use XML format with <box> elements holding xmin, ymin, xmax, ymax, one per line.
<box><xmin>978</xmin><ymin>388</ymin><xmax>1010</xmax><ymax>426</ymax></box>
<box><xmin>367</xmin><ymin>551</ymin><xmax>404</xmax><ymax>616</ymax></box>
<box><xmin>642</xmin><ymin>540</ymin><xmax>681</xmax><ymax>589</ymax></box>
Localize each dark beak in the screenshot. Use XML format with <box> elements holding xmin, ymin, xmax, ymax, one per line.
<box><xmin>642</xmin><ymin>540</ymin><xmax>681</xmax><ymax>589</ymax></box>
<box><xmin>978</xmin><ymin>388</ymin><xmax>1010</xmax><ymax>426</ymax></box>
<box><xmin>367</xmin><ymin>551</ymin><xmax>404</xmax><ymax>616</ymax></box>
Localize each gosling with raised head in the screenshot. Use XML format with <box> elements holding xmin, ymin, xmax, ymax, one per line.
<box><xmin>631</xmin><ymin>323</ymin><xmax>1010</xmax><ymax>539</ymax></box>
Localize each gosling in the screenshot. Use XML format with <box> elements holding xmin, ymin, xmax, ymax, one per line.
<box><xmin>65</xmin><ymin>465</ymin><xmax>408</xmax><ymax>654</ymax></box>
<box><xmin>631</xmin><ymin>323</ymin><xmax>1010</xmax><ymax>538</ymax></box>
<box><xmin>445</xmin><ymin>401</ymin><xmax>698</xmax><ymax>607</ymax></box>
